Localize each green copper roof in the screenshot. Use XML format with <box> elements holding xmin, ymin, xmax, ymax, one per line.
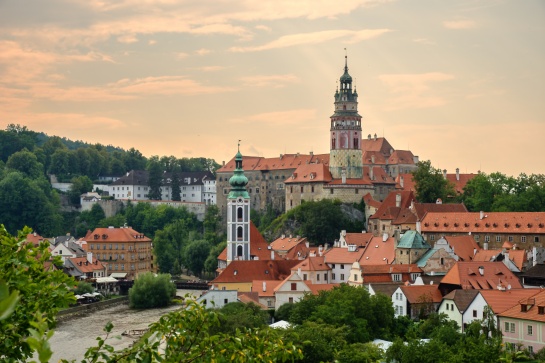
<box><xmin>228</xmin><ymin>143</ymin><xmax>249</xmax><ymax>199</ymax></box>
<box><xmin>397</xmin><ymin>230</ymin><xmax>431</xmax><ymax>249</ymax></box>
<box><xmin>340</xmin><ymin>55</ymin><xmax>353</xmax><ymax>82</ymax></box>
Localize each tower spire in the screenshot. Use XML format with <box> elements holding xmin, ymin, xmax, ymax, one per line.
<box><xmin>344</xmin><ymin>48</ymin><xmax>348</xmax><ymax>72</ymax></box>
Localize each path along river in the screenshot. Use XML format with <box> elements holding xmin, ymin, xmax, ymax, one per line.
<box><xmin>49</xmin><ymin>290</ymin><xmax>200</xmax><ymax>362</ymax></box>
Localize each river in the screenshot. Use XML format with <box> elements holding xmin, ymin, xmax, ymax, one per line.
<box><xmin>49</xmin><ymin>290</ymin><xmax>201</xmax><ymax>362</ymax></box>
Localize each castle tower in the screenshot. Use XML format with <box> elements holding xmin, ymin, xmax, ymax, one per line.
<box><xmin>226</xmin><ymin>142</ymin><xmax>251</xmax><ymax>264</ymax></box>
<box><xmin>329</xmin><ymin>53</ymin><xmax>363</xmax><ymax>179</ymax></box>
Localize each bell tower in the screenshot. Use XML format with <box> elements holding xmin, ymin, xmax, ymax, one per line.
<box><xmin>329</xmin><ymin>52</ymin><xmax>363</xmax><ymax>179</ymax></box>
<box><xmin>226</xmin><ymin>142</ymin><xmax>251</xmax><ymax>264</ymax></box>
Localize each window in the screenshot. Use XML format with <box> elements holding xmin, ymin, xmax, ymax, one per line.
<box><xmin>505</xmin><ymin>322</ymin><xmax>510</xmax><ymax>332</ymax></box>
<box><xmin>289</xmin><ymin>297</ymin><xmax>294</xmax><ymax>303</ymax></box>
<box><xmin>510</xmin><ymin>323</ymin><xmax>515</xmax><ymax>332</ymax></box>
<box><xmin>473</xmin><ymin>310</ymin><xmax>477</xmax><ymax>318</ymax></box>
<box><xmin>521</xmin><ymin>236</ymin><xmax>527</xmax><ymax>243</ymax></box>
<box><xmin>224</xmin><ymin>299</ymin><xmax>228</xmax><ymax>304</ymax></box>
<box><xmin>90</xmin><ymin>244</ymin><xmax>94</xmax><ymax>250</ymax></box>
<box><xmin>392</xmin><ymin>274</ymin><xmax>402</xmax><ymax>282</ymax></box>
<box><xmin>255</xmin><ymin>187</ymin><xmax>260</xmax><ymax>194</ymax></box>
<box><xmin>399</xmin><ymin>306</ymin><xmax>403</xmax><ymax>315</ymax></box>
<box><xmin>528</xmin><ymin>325</ymin><xmax>533</xmax><ymax>335</ymax></box>
<box><xmin>300</xmin><ymin>186</ymin><xmax>304</xmax><ymax>193</ymax></box>
<box><xmin>529</xmin><ymin>346</ymin><xmax>534</xmax><ymax>354</ymax></box>
<box><xmin>330</xmin><ymin>189</ymin><xmax>334</xmax><ymax>194</ymax></box>
<box><xmin>355</xmin><ymin>189</ymin><xmax>359</xmax><ymax>194</ymax></box>
<box><xmin>332</xmin><ymin>273</ymin><xmax>336</xmax><ymax>280</ymax></box>
<box><xmin>475</xmin><ymin>235</ymin><xmax>480</xmax><ymax>242</ymax></box>
<box><xmin>324</xmin><ymin>273</ymin><xmax>327</xmax><ymax>282</ymax></box>
<box><xmin>267</xmin><ymin>300</ymin><xmax>272</xmax><ymax>307</ymax></box>
<box><xmin>508</xmin><ymin>236</ymin><xmax>514</xmax><ymax>242</ymax></box>
<box><xmin>538</xmin><ymin>306</ymin><xmax>545</xmax><ymax>315</ymax></box>
<box><xmin>496</xmin><ymin>236</ymin><xmax>502</xmax><ymax>242</ymax></box>
<box><xmin>303</xmin><ymin>274</ymin><xmax>307</xmax><ymax>280</ymax></box>
<box><xmin>534</xmin><ymin>236</ymin><xmax>540</xmax><ymax>243</ymax></box>
<box><xmin>340</xmin><ymin>274</ymin><xmax>345</xmax><ymax>280</ymax></box>
<box><xmin>316</xmin><ymin>274</ymin><xmax>320</xmax><ymax>281</ymax></box>
<box><xmin>311</xmin><ymin>186</ymin><xmax>314</xmax><ymax>193</ymax></box>
<box><xmin>341</xmin><ymin>264</ymin><xmax>345</xmax><ymax>269</ymax></box>
<box><xmin>291</xmin><ymin>283</ymin><xmax>296</xmax><ymax>291</ymax></box>
<box><xmin>430</xmin><ymin>235</ymin><xmax>435</xmax><ymax>241</ymax></box>
<box><xmin>484</xmin><ymin>235</ymin><xmax>490</xmax><ymax>242</ymax></box>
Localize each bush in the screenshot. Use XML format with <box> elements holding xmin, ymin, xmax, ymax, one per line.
<box><xmin>73</xmin><ymin>281</ymin><xmax>94</xmax><ymax>295</ymax></box>
<box><xmin>129</xmin><ymin>273</ymin><xmax>176</xmax><ymax>309</ymax></box>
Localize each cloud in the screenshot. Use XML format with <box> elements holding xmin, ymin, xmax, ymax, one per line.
<box><xmin>255</xmin><ymin>25</ymin><xmax>272</xmax><ymax>32</ymax></box>
<box><xmin>412</xmin><ymin>38</ymin><xmax>435</xmax><ymax>45</ymax></box>
<box><xmin>240</xmin><ymin>74</ymin><xmax>300</xmax><ymax>88</ymax></box>
<box><xmin>229</xmin><ymin>28</ymin><xmax>391</xmax><ymax>52</ymax></box>
<box><xmin>195</xmin><ymin>48</ymin><xmax>212</xmax><ymax>56</ymax></box>
<box><xmin>175</xmin><ymin>52</ymin><xmax>189</xmax><ymax>60</ymax></box>
<box><xmin>230</xmin><ymin>109</ymin><xmax>316</xmax><ymax>126</ymax></box>
<box><xmin>443</xmin><ymin>19</ymin><xmax>476</xmax><ymax>29</ymax></box>
<box><xmin>194</xmin><ymin>66</ymin><xmax>228</xmax><ymax>72</ymax></box>
<box><xmin>112</xmin><ymin>76</ymin><xmax>235</xmax><ymax>96</ymax></box>
<box><xmin>117</xmin><ymin>34</ymin><xmax>139</xmax><ymax>43</ymax></box>
<box><xmin>378</xmin><ymin>72</ymin><xmax>455</xmax><ymax>110</ymax></box>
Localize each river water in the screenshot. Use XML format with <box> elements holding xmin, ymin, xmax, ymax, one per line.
<box><xmin>49</xmin><ymin>290</ymin><xmax>202</xmax><ymax>363</ymax></box>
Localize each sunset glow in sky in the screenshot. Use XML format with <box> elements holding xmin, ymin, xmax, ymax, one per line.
<box><xmin>1</xmin><ymin>0</ymin><xmax>544</xmax><ymax>176</ymax></box>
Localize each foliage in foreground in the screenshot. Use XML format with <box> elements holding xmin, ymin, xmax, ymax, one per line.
<box><xmin>0</xmin><ymin>225</ymin><xmax>76</xmax><ymax>362</ymax></box>
<box><xmin>129</xmin><ymin>272</ymin><xmax>176</xmax><ymax>309</ymax></box>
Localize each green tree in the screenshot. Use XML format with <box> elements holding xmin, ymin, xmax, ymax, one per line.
<box><xmin>73</xmin><ymin>281</ymin><xmax>94</xmax><ymax>295</ymax></box>
<box><xmin>204</xmin><ymin>242</ymin><xmax>226</xmax><ymax>275</ymax></box>
<box><xmin>183</xmin><ymin>239</ymin><xmax>211</xmax><ymax>277</ymax></box>
<box><xmin>412</xmin><ymin>160</ymin><xmax>456</xmax><ymax>203</ymax></box>
<box><xmin>69</xmin><ymin>175</ymin><xmax>93</xmax><ymax>205</ymax></box>
<box><xmin>210</xmin><ymin>302</ymin><xmax>269</xmax><ymax>335</ymax></box>
<box><xmin>147</xmin><ymin>158</ymin><xmax>163</xmax><ymax>200</ymax></box>
<box><xmin>287</xmin><ymin>321</ymin><xmax>349</xmax><ymax>363</ymax></box>
<box><xmin>5</xmin><ymin>149</ymin><xmax>44</xmax><ymax>179</ymax></box>
<box><xmin>0</xmin><ymin>226</ymin><xmax>75</xmax><ymax>361</ymax></box>
<box><xmin>170</xmin><ymin>169</ymin><xmax>181</xmax><ymax>201</ymax></box>
<box><xmin>128</xmin><ymin>272</ymin><xmax>176</xmax><ymax>309</ymax></box>
<box><xmin>203</xmin><ymin>204</ymin><xmax>223</xmax><ymax>244</ymax></box>
<box><xmin>336</xmin><ymin>342</ymin><xmax>384</xmax><ymax>363</ymax></box>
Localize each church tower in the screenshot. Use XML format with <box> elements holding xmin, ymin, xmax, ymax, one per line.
<box><xmin>226</xmin><ymin>142</ymin><xmax>251</xmax><ymax>264</ymax></box>
<box><xmin>329</xmin><ymin>53</ymin><xmax>363</xmax><ymax>179</ymax></box>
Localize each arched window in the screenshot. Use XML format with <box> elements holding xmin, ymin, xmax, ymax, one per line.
<box><xmin>440</xmin><ymin>257</ymin><xmax>444</xmax><ymax>265</ymax></box>
<box><xmin>237</xmin><ymin>207</ymin><xmax>243</xmax><ymax>221</ymax></box>
<box><xmin>237</xmin><ymin>226</ymin><xmax>243</xmax><ymax>240</ymax></box>
<box><xmin>237</xmin><ymin>245</ymin><xmax>243</xmax><ymax>257</ymax></box>
<box><xmin>343</xmin><ymin>105</ymin><xmax>346</xmax><ymax>110</ymax></box>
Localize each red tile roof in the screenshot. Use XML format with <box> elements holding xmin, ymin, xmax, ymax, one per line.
<box><xmin>361</xmin><ymin>136</ymin><xmax>393</xmax><ymax>155</ymax></box>
<box><xmin>362</xmin><ymin>151</ymin><xmax>387</xmax><ymax>165</ymax></box>
<box><xmin>359</xmin><ymin>236</ymin><xmax>396</xmax><ymax>265</ymax></box>
<box><xmin>473</xmin><ymin>249</ymin><xmax>527</xmax><ymax>271</ymax></box>
<box><xmin>387</xmin><ymin>150</ymin><xmax>415</xmax><ymax>165</ymax></box>
<box><xmin>25</xmin><ymin>233</ymin><xmax>46</xmax><ymax>246</ymax></box>
<box><xmin>345</xmin><ymin>232</ymin><xmax>375</xmax><ymax>247</ymax></box>
<box><xmin>498</xmin><ymin>289</ymin><xmax>545</xmax><ymax>322</ymax></box>
<box><xmin>84</xmin><ymin>227</ymin><xmax>151</xmax><ymax>243</ymax></box>
<box><xmin>401</xmin><ymin>285</ymin><xmax>442</xmax><ymax>303</ymax></box>
<box><xmin>252</xmin><ymin>280</ymin><xmax>283</xmax><ymax>297</ymax></box>
<box><xmin>370</xmin><ymin>190</ymin><xmax>415</xmax><ymax>220</ymax></box>
<box><xmin>481</xmin><ymin>288</ymin><xmax>543</xmax><ymax>315</ymax></box>
<box><xmin>217</xmin><ymin>154</ymin><xmax>330</xmax><ymax>173</ymax></box>
<box><xmin>443</xmin><ymin>235</ymin><xmax>481</xmax><ymax>262</ymax></box>
<box><xmin>411</xmin><ymin>202</ymin><xmax>468</xmax><ymax>220</ymax></box>
<box><xmin>69</xmin><ymin>256</ymin><xmax>105</xmax><ymax>273</ymax></box>
<box><xmin>217</xmin><ymin>222</ymin><xmax>271</xmax><ymax>263</ymax></box>
<box><xmin>395</xmin><ymin>173</ymin><xmax>476</xmax><ymax>194</ymax></box>
<box><xmin>421</xmin><ymin>212</ymin><xmax>545</xmax><ymax>235</ymax></box>
<box><xmin>292</xmin><ymin>256</ymin><xmax>331</xmax><ymax>272</ymax></box>
<box><xmin>284</xmin><ymin>163</ymin><xmax>333</xmax><ymax>184</ymax></box>
<box><xmin>324</xmin><ymin>246</ymin><xmax>366</xmax><ymax>264</ymax></box>
<box><xmin>363</xmin><ymin>193</ymin><xmax>382</xmax><ymax>209</ymax></box>
<box><xmin>306</xmin><ymin>282</ymin><xmax>340</xmax><ymax>295</ymax></box>
<box><xmin>211</xmin><ymin>260</ymin><xmax>300</xmax><ymax>284</ymax></box>
<box><xmin>440</xmin><ymin>261</ymin><xmax>522</xmax><ymax>290</ymax></box>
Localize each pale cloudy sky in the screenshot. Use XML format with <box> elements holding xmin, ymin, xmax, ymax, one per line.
<box><xmin>1</xmin><ymin>0</ymin><xmax>544</xmax><ymax>176</ymax></box>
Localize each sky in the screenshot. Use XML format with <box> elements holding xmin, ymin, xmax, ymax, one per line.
<box><xmin>0</xmin><ymin>0</ymin><xmax>544</xmax><ymax>176</ymax></box>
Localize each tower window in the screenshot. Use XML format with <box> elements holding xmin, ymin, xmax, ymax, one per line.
<box><xmin>237</xmin><ymin>226</ymin><xmax>243</xmax><ymax>240</ymax></box>
<box><xmin>237</xmin><ymin>207</ymin><xmax>243</xmax><ymax>221</ymax></box>
<box><xmin>237</xmin><ymin>245</ymin><xmax>243</xmax><ymax>257</ymax></box>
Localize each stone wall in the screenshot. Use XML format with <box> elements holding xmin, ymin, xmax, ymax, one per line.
<box><xmin>57</xmin><ymin>296</ymin><xmax>129</xmax><ymax>321</ymax></box>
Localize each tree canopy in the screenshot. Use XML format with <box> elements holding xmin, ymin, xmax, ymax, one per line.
<box><xmin>411</xmin><ymin>160</ymin><xmax>456</xmax><ymax>203</ymax></box>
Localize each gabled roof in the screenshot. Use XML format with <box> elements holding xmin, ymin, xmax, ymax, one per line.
<box><xmin>324</xmin><ymin>245</ymin><xmax>366</xmax><ymax>264</ymax></box>
<box><xmin>473</xmin><ymin>249</ymin><xmax>527</xmax><ymax>271</ymax></box>
<box><xmin>411</xmin><ymin>202</ymin><xmax>468</xmax><ymax>220</ymax></box>
<box><xmin>443</xmin><ymin>235</ymin><xmax>480</xmax><ymax>262</ymax></box>
<box><xmin>362</xmin><ymin>150</ymin><xmax>387</xmax><ymax>165</ymax></box>
<box><xmin>421</xmin><ymin>212</ymin><xmax>545</xmax><ymax>234</ymax></box>
<box><xmin>66</xmin><ymin>256</ymin><xmax>105</xmax><ymax>273</ymax></box>
<box><xmin>217</xmin><ymin>154</ymin><xmax>330</xmax><ymax>173</ymax></box>
<box><xmin>284</xmin><ymin>163</ymin><xmax>333</xmax><ymax>184</ymax></box>
<box><xmin>370</xmin><ymin>190</ymin><xmax>415</xmax><ymax>220</ymax></box>
<box><xmin>345</xmin><ymin>232</ymin><xmax>374</xmax><ymax>247</ymax></box>
<box><xmin>397</xmin><ymin>231</ymin><xmax>431</xmax><ymax>249</ymax></box>
<box><xmin>481</xmin><ymin>288</ymin><xmax>543</xmax><ymax>315</ymax></box>
<box><xmin>387</xmin><ymin>150</ymin><xmax>415</xmax><ymax>165</ymax></box>
<box><xmin>237</xmin><ymin>292</ymin><xmax>268</xmax><ymax>309</ymax></box>
<box><xmin>498</xmin><ymin>289</ymin><xmax>545</xmax><ymax>322</ymax></box>
<box><xmin>361</xmin><ymin>136</ymin><xmax>393</xmax><ymax>156</ymax></box>
<box><xmin>363</xmin><ymin>192</ymin><xmax>382</xmax><ymax>209</ymax></box>
<box><xmin>359</xmin><ymin>236</ymin><xmax>396</xmax><ymax>265</ymax></box>
<box><xmin>392</xmin><ymin>209</ymin><xmax>417</xmax><ymax>225</ymax></box>
<box><xmin>25</xmin><ymin>233</ymin><xmax>46</xmax><ymax>247</ymax></box>
<box><xmin>211</xmin><ymin>260</ymin><xmax>299</xmax><ymax>284</ymax></box>
<box><xmin>368</xmin><ymin>283</ymin><xmax>403</xmax><ymax>297</ymax></box>
<box><xmin>306</xmin><ymin>282</ymin><xmax>339</xmax><ymax>295</ymax></box>
<box><xmin>84</xmin><ymin>227</ymin><xmax>151</xmax><ymax>243</ymax></box>
<box><xmin>440</xmin><ymin>261</ymin><xmax>522</xmax><ymax>290</ymax></box>
<box><xmin>442</xmin><ymin>289</ymin><xmax>479</xmax><ymax>312</ymax></box>
<box><xmin>252</xmin><ymin>280</ymin><xmax>283</xmax><ymax>297</ymax></box>
<box><xmin>400</xmin><ymin>285</ymin><xmax>443</xmax><ymax>304</ymax></box>
<box><xmin>292</xmin><ymin>256</ymin><xmax>331</xmax><ymax>272</ymax></box>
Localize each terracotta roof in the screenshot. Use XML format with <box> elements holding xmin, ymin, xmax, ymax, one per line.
<box><xmin>392</xmin><ymin>209</ymin><xmax>417</xmax><ymax>225</ymax></box>
<box><xmin>84</xmin><ymin>227</ymin><xmax>151</xmax><ymax>243</ymax></box>
<box><xmin>68</xmin><ymin>256</ymin><xmax>105</xmax><ymax>273</ymax></box>
<box><xmin>365</xmin><ymin>166</ymin><xmax>396</xmax><ymax>185</ymax></box>
<box><xmin>443</xmin><ymin>235</ymin><xmax>480</xmax><ymax>262</ymax></box>
<box><xmin>217</xmin><ymin>154</ymin><xmax>330</xmax><ymax>173</ymax></box>
<box><xmin>395</xmin><ymin>173</ymin><xmax>477</xmax><ymax>194</ymax></box>
<box><xmin>211</xmin><ymin>260</ymin><xmax>300</xmax><ymax>284</ymax></box>
<box><xmin>25</xmin><ymin>233</ymin><xmax>45</xmax><ymax>246</ymax></box>
<box><xmin>401</xmin><ymin>285</ymin><xmax>443</xmax><ymax>303</ymax></box>
<box><xmin>370</xmin><ymin>190</ymin><xmax>415</xmax><ymax>220</ymax></box>
<box><xmin>473</xmin><ymin>249</ymin><xmax>527</xmax><ymax>271</ymax></box>
<box><xmin>362</xmin><ymin>150</ymin><xmax>387</xmax><ymax>165</ymax></box>
<box><xmin>237</xmin><ymin>292</ymin><xmax>268</xmax><ymax>309</ymax></box>
<box><xmin>217</xmin><ymin>222</ymin><xmax>271</xmax><ymax>262</ymax></box>
<box><xmin>498</xmin><ymin>289</ymin><xmax>545</xmax><ymax>322</ymax></box>
<box><xmin>359</xmin><ymin>236</ymin><xmax>396</xmax><ymax>265</ymax></box>
<box><xmin>306</xmin><ymin>282</ymin><xmax>339</xmax><ymax>295</ymax></box>
<box><xmin>324</xmin><ymin>246</ymin><xmax>366</xmax><ymax>264</ymax></box>
<box><xmin>412</xmin><ymin>202</ymin><xmax>468</xmax><ymax>220</ymax></box>
<box><xmin>421</xmin><ymin>212</ymin><xmax>545</xmax><ymax>234</ymax></box>
<box><xmin>440</xmin><ymin>261</ymin><xmax>522</xmax><ymax>290</ymax></box>
<box><xmin>442</xmin><ymin>289</ymin><xmax>479</xmax><ymax>312</ymax></box>
<box><xmin>396</xmin><ymin>173</ymin><xmax>416</xmax><ymax>192</ymax></box>
<box><xmin>387</xmin><ymin>150</ymin><xmax>415</xmax><ymax>165</ymax></box>
<box><xmin>292</xmin><ymin>256</ymin><xmax>331</xmax><ymax>272</ymax></box>
<box><xmin>360</xmin><ymin>264</ymin><xmax>422</xmax><ymax>275</ymax></box>
<box><xmin>284</xmin><ymin>163</ymin><xmax>333</xmax><ymax>184</ymax></box>
<box><xmin>361</xmin><ymin>136</ymin><xmax>393</xmax><ymax>155</ymax></box>
<box><xmin>345</xmin><ymin>232</ymin><xmax>374</xmax><ymax>247</ymax></box>
<box><xmin>363</xmin><ymin>193</ymin><xmax>382</xmax><ymax>209</ymax></box>
<box><xmin>252</xmin><ymin>280</ymin><xmax>282</xmax><ymax>297</ymax></box>
<box><xmin>482</xmin><ymin>288</ymin><xmax>543</xmax><ymax>315</ymax></box>
<box><xmin>327</xmin><ymin>178</ymin><xmax>373</xmax><ymax>186</ymax></box>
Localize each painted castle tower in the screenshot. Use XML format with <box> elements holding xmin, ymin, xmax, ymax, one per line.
<box><xmin>329</xmin><ymin>54</ymin><xmax>363</xmax><ymax>179</ymax></box>
<box><xmin>226</xmin><ymin>143</ymin><xmax>251</xmax><ymax>264</ymax></box>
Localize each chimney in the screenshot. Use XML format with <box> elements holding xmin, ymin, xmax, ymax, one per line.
<box><xmin>478</xmin><ymin>266</ymin><xmax>484</xmax><ymax>276</ymax></box>
<box><xmin>280</xmin><ymin>154</ymin><xmax>283</xmax><ymax>159</ymax></box>
<box><xmin>443</xmin><ymin>169</ymin><xmax>447</xmax><ymax>179</ymax></box>
<box><xmin>480</xmin><ymin>211</ymin><xmax>485</xmax><ymax>220</ymax></box>
<box><xmin>369</xmin><ymin>167</ymin><xmax>374</xmax><ymax>181</ymax></box>
<box><xmin>309</xmin><ymin>151</ymin><xmax>313</xmax><ymax>156</ymax></box>
<box><xmin>87</xmin><ymin>252</ymin><xmax>93</xmax><ymax>264</ymax></box>
<box><xmin>270</xmin><ymin>250</ymin><xmax>275</xmax><ymax>260</ymax></box>
<box><xmin>368</xmin><ymin>134</ymin><xmax>371</xmax><ymax>140</ymax></box>
<box><xmin>341</xmin><ymin>168</ymin><xmax>346</xmax><ymax>184</ymax></box>
<box><xmin>319</xmin><ymin>245</ymin><xmax>323</xmax><ymax>256</ymax></box>
<box><xmin>305</xmin><ymin>241</ymin><xmax>309</xmax><ymax>248</ymax></box>
<box><xmin>484</xmin><ymin>242</ymin><xmax>489</xmax><ymax>251</ymax></box>
<box><xmin>262</xmin><ymin>281</ymin><xmax>266</xmax><ymax>292</ymax></box>
<box><xmin>456</xmin><ymin>168</ymin><xmax>460</xmax><ymax>181</ymax></box>
<box><xmin>416</xmin><ymin>221</ymin><xmax>421</xmax><ymax>233</ymax></box>
<box><xmin>394</xmin><ymin>230</ymin><xmax>400</xmax><ymax>243</ymax></box>
<box><xmin>396</xmin><ymin>193</ymin><xmax>401</xmax><ymax>208</ymax></box>
<box><xmin>342</xmin><ymin>230</ymin><xmax>347</xmax><ymax>237</ymax></box>
<box><xmin>413</xmin><ymin>155</ymin><xmax>419</xmax><ymax>164</ymax></box>
<box><xmin>297</xmin><ymin>267</ymin><xmax>301</xmax><ymax>277</ymax></box>
<box><xmin>400</xmin><ymin>175</ymin><xmax>404</xmax><ymax>188</ymax></box>
<box><xmin>222</xmin><ymin>161</ymin><xmax>225</xmax><ymax>166</ymax></box>
<box><xmin>374</xmin><ymin>133</ymin><xmax>377</xmax><ymax>141</ymax></box>
<box><xmin>371</xmin><ymin>155</ymin><xmax>375</xmax><ymax>164</ymax></box>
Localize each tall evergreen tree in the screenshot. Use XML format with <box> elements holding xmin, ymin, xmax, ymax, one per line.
<box><xmin>147</xmin><ymin>159</ymin><xmax>163</xmax><ymax>200</ymax></box>
<box><xmin>171</xmin><ymin>169</ymin><xmax>181</xmax><ymax>201</ymax></box>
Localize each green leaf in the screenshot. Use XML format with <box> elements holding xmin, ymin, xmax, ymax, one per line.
<box><xmin>0</xmin><ymin>289</ymin><xmax>20</xmax><ymax>320</ymax></box>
